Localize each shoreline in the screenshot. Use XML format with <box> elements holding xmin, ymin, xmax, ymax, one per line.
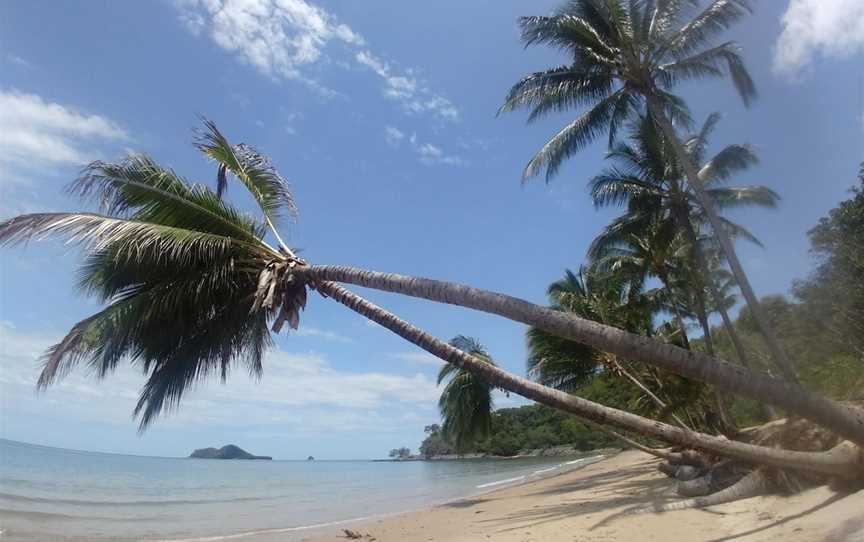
<box><xmin>162</xmin><ymin>452</ymin><xmax>615</xmax><ymax>542</ymax></box>
<box><xmin>302</xmin><ymin>450</ymin><xmax>864</xmax><ymax>542</ymax></box>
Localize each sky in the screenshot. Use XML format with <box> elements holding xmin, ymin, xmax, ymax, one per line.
<box><xmin>0</xmin><ymin>0</ymin><xmax>862</xmax><ymax>460</ymax></box>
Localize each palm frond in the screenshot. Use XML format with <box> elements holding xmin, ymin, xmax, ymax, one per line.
<box><xmin>704</xmin><ymin>186</ymin><xmax>780</xmax><ymax>210</ymax></box>
<box><xmin>437</xmin><ymin>336</ymin><xmax>497</xmax><ymax>451</ymax></box>
<box><xmin>500</xmin><ymin>68</ymin><xmax>615</xmax><ymax>122</ymax></box>
<box><xmin>195</xmin><ymin>118</ymin><xmax>298</xmax><ymax>223</ymax></box>
<box><xmin>698</xmin><ymin>143</ymin><xmax>758</xmax><ymax>183</ymax></box>
<box><xmin>70</xmin><ymin>156</ymin><xmax>269</xmax><ymax>247</ymax></box>
<box><xmin>589</xmin><ymin>168</ymin><xmax>664</xmax><ymax>208</ymax></box>
<box><xmin>524</xmin><ymin>89</ymin><xmax>631</xmax><ymax>181</ymax></box>
<box><xmin>663</xmin><ymin>0</ymin><xmax>754</xmax><ymax>59</ymax></box>
<box><xmin>526</xmin><ymin>326</ymin><xmax>598</xmax><ymax>391</ymax></box>
<box><xmin>0</xmin><ymin>213</ymin><xmax>241</xmax><ymax>265</ymax></box>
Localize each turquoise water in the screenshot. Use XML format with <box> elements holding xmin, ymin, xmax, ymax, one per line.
<box><xmin>0</xmin><ymin>439</ymin><xmax>605</xmax><ymax>541</ymax></box>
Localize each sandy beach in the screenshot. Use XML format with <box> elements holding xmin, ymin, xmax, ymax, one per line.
<box><xmin>306</xmin><ymin>451</ymin><xmax>864</xmax><ymax>542</ymax></box>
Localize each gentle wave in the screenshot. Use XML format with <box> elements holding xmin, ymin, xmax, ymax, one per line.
<box><xmin>475</xmin><ymin>475</ymin><xmax>526</xmax><ymax>489</ymax></box>
<box><xmin>476</xmin><ymin>454</ymin><xmax>606</xmax><ymax>490</ymax></box>
<box><xmin>0</xmin><ymin>508</ymin><xmax>134</xmax><ymax>522</ymax></box>
<box><xmin>0</xmin><ymin>492</ymin><xmax>269</xmax><ymax>507</ymax></box>
<box><xmin>156</xmin><ymin>513</ymin><xmax>388</xmax><ymax>541</ymax></box>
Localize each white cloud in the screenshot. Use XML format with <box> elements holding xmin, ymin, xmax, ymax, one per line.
<box><xmin>384</xmin><ymin>125</ymin><xmax>405</xmax><ymax>147</ymax></box>
<box><xmin>356</xmin><ymin>51</ymin><xmax>460</xmax><ymax>122</ymax></box>
<box><xmin>387</xmin><ymin>351</ymin><xmax>443</xmax><ymax>367</ymax></box>
<box><xmin>292</xmin><ymin>326</ymin><xmax>353</xmax><ymax>343</ymax></box>
<box><xmin>0</xmin><ymin>90</ymin><xmax>127</xmax><ymax>178</ymax></box>
<box><xmin>6</xmin><ymin>54</ymin><xmax>32</xmax><ymax>69</ymax></box>
<box><xmin>176</xmin><ymin>0</ymin><xmax>362</xmax><ymax>87</ymax></box>
<box><xmin>773</xmin><ymin>0</ymin><xmax>864</xmax><ymax>77</ymax></box>
<box><xmin>386</xmin><ymin>129</ymin><xmax>464</xmax><ymax>166</ymax></box>
<box><xmin>0</xmin><ymin>321</ymin><xmax>438</xmax><ymax>431</ymax></box>
<box><xmin>175</xmin><ymin>0</ymin><xmax>459</xmax><ymax>120</ymax></box>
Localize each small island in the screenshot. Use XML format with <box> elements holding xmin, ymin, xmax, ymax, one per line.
<box><xmin>189</xmin><ymin>444</ymin><xmax>271</xmax><ymax>460</ymax></box>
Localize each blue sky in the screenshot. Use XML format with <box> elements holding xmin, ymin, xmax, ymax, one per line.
<box><xmin>1</xmin><ymin>0</ymin><xmax>862</xmax><ymax>459</ymax></box>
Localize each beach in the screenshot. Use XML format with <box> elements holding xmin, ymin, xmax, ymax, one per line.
<box><xmin>306</xmin><ymin>451</ymin><xmax>864</xmax><ymax>542</ymax></box>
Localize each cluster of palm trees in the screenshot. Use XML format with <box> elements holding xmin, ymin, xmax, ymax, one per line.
<box><xmin>524</xmin><ymin>112</ymin><xmax>780</xmax><ymax>436</ymax></box>
<box><xmin>2</xmin><ymin>0</ymin><xmax>862</xmax><ymax>486</ymax></box>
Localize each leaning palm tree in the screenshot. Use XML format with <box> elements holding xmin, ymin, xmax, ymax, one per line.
<box><xmin>441</xmin><ymin>336</ymin><xmax>697</xmax><ymax>461</ymax></box>
<box><xmin>500</xmin><ymin>0</ymin><xmax>797</xmax><ymax>383</ymax></box>
<box><xmin>1</xmin><ymin>122</ymin><xmax>862</xmax><ymax>477</ymax></box>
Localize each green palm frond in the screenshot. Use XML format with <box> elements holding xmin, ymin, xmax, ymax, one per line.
<box><xmin>437</xmin><ymin>336</ymin><xmax>497</xmax><ymax>451</ymax></box>
<box><xmin>527</xmin><ymin>325</ymin><xmax>598</xmax><ymax>391</ymax></box>
<box><xmin>0</xmin><ymin>120</ymin><xmax>303</xmax><ymax>430</ymax></box>
<box><xmin>589</xmin><ymin>168</ymin><xmax>665</xmax><ymax>208</ymax></box>
<box><xmin>524</xmin><ymin>89</ymin><xmax>634</xmax><ymax>181</ymax></box>
<box><xmin>195</xmin><ymin>118</ymin><xmax>298</xmax><ymax>223</ymax></box>
<box><xmin>0</xmin><ymin>213</ymin><xmax>243</xmax><ymax>266</ymax></box>
<box><xmin>71</xmin><ymin>156</ymin><xmax>269</xmax><ymax>247</ymax></box>
<box><xmin>704</xmin><ymin>186</ymin><xmax>779</xmax><ymax>210</ymax></box>
<box><xmin>662</xmin><ymin>0</ymin><xmax>754</xmax><ymax>60</ymax></box>
<box><xmin>504</xmin><ymin>0</ymin><xmax>756</xmax><ymax>181</ymax></box>
<box><xmin>698</xmin><ymin>143</ymin><xmax>759</xmax><ymax>183</ymax></box>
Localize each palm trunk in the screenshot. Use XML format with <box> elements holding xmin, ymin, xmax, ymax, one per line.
<box><xmin>613</xmin><ymin>360</ymin><xmax>692</xmax><ymax>430</ymax></box>
<box><xmin>645</xmin><ymin>94</ymin><xmax>799</xmax><ymax>384</ymax></box>
<box><xmin>583</xmin><ymin>420</ymin><xmax>684</xmax><ymax>463</ymax></box>
<box><xmin>696</xmin><ymin>307</ymin><xmax>738</xmax><ymax>436</ymax></box>
<box><xmin>710</xmin><ymin>282</ymin><xmax>776</xmax><ymax>421</ymax></box>
<box><xmin>315</xmin><ymin>281</ymin><xmax>862</xmax><ymax>477</ymax></box>
<box><xmin>295</xmin><ymin>265</ymin><xmax>864</xmax><ymax>447</ymax></box>
<box><xmin>657</xmin><ymin>271</ymin><xmax>691</xmax><ymax>350</ymax></box>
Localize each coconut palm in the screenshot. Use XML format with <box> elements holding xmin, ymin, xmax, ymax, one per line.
<box><xmin>500</xmin><ymin>0</ymin><xmax>797</xmax><ymax>382</ymax></box>
<box><xmin>591</xmin><ymin>218</ymin><xmax>692</xmax><ymax>347</ymax></box>
<box><xmin>588</xmin><ymin>114</ymin><xmax>777</xmax><ymax>369</ymax></box>
<box><xmin>437</xmin><ymin>336</ymin><xmax>498</xmax><ymax>451</ymax></box>
<box><xmin>2</xmin><ymin>122</ymin><xmax>862</xmax><ymax>474</ymax></box>
<box><xmin>440</xmin><ymin>336</ymin><xmax>698</xmax><ymax>461</ymax></box>
<box><xmin>528</xmin><ymin>265</ymin><xmax>698</xmax><ymax>430</ymax></box>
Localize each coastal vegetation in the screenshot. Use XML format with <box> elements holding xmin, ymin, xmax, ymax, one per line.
<box><xmin>1</xmin><ymin>0</ymin><xmax>862</xmax><ymax>515</ymax></box>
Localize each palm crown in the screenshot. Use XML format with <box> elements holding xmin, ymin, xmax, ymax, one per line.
<box><xmin>0</xmin><ymin>121</ymin><xmax>299</xmax><ymax>428</ymax></box>
<box><xmin>501</xmin><ymin>0</ymin><xmax>756</xmax><ymax>180</ymax></box>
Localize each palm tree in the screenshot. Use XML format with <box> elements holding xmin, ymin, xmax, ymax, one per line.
<box><xmin>590</xmin><ymin>218</ymin><xmax>693</xmax><ymax>348</ymax></box>
<box><xmin>527</xmin><ymin>266</ymin><xmax>696</xmax><ymax>430</ymax></box>
<box><xmin>440</xmin><ymin>336</ymin><xmax>696</xmax><ymax>462</ymax></box>
<box><xmin>437</xmin><ymin>336</ymin><xmax>498</xmax><ymax>451</ymax></box>
<box><xmin>587</xmin><ymin>114</ymin><xmax>777</xmax><ymax>370</ymax></box>
<box><xmin>2</xmin><ymin>122</ymin><xmax>862</xmax><ymax>474</ymax></box>
<box><xmin>500</xmin><ymin>0</ymin><xmax>797</xmax><ymax>383</ymax></box>
<box><xmin>296</xmin><ymin>264</ymin><xmax>864</xmax><ymax>448</ymax></box>
<box><xmin>320</xmin><ymin>280</ymin><xmax>859</xmax><ymax>475</ymax></box>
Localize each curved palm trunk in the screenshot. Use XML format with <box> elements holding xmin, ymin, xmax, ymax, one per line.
<box><xmin>583</xmin><ymin>420</ymin><xmax>684</xmax><ymax>463</ymax></box>
<box><xmin>296</xmin><ymin>265</ymin><xmax>864</xmax><ymax>447</ymax></box>
<box><xmin>645</xmin><ymin>94</ymin><xmax>799</xmax><ymax>385</ymax></box>
<box><xmin>315</xmin><ymin>281</ymin><xmax>862</xmax><ymax>478</ymax></box>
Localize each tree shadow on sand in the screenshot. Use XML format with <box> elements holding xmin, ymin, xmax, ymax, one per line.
<box><xmin>478</xmin><ymin>458</ymin><xmax>679</xmax><ymax>533</ymax></box>
<box><xmin>479</xmin><ymin>456</ymin><xmax>857</xmax><ymax>540</ymax></box>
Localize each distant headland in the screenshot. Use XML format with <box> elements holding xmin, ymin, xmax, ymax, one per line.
<box><xmin>189</xmin><ymin>444</ymin><xmax>271</xmax><ymax>460</ymax></box>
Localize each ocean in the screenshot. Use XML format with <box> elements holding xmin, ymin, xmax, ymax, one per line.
<box><xmin>0</xmin><ymin>439</ymin><xmax>606</xmax><ymax>541</ymax></box>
